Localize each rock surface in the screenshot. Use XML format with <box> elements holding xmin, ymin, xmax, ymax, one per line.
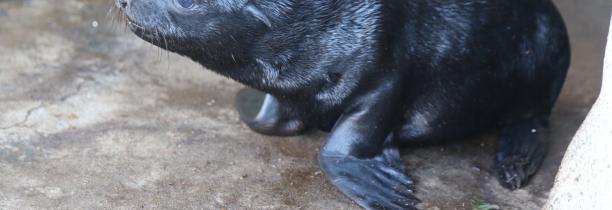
<box><xmin>544</xmin><ymin>15</ymin><xmax>612</xmax><ymax>210</ymax></box>
<box><xmin>0</xmin><ymin>0</ymin><xmax>610</xmax><ymax>209</ymax></box>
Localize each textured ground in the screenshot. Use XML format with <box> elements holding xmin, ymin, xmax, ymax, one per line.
<box><xmin>0</xmin><ymin>0</ymin><xmax>610</xmax><ymax>209</ymax></box>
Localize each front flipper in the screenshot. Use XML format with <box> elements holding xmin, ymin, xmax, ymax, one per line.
<box><xmin>318</xmin><ymin>82</ymin><xmax>420</xmax><ymax>210</ymax></box>
<box><xmin>320</xmin><ymin>141</ymin><xmax>419</xmax><ymax>210</ymax></box>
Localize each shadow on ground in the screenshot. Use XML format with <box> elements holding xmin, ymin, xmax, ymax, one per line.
<box><xmin>0</xmin><ymin>0</ymin><xmax>610</xmax><ymax>209</ymax></box>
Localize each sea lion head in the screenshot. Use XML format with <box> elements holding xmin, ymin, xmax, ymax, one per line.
<box><xmin>115</xmin><ymin>0</ymin><xmax>275</xmax><ymax>64</ymax></box>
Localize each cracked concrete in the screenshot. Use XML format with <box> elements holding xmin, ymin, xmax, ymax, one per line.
<box><xmin>0</xmin><ymin>0</ymin><xmax>610</xmax><ymax>209</ymax></box>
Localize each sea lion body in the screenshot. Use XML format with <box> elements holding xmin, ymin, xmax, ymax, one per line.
<box><xmin>116</xmin><ymin>0</ymin><xmax>570</xmax><ymax>209</ymax></box>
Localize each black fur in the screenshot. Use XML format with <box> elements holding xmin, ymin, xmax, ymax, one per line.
<box><xmin>117</xmin><ymin>0</ymin><xmax>570</xmax><ymax>209</ymax></box>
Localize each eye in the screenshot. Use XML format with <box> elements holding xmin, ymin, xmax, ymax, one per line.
<box><xmin>176</xmin><ymin>0</ymin><xmax>194</xmax><ymax>8</ymax></box>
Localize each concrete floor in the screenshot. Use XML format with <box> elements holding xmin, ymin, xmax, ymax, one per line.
<box><xmin>0</xmin><ymin>0</ymin><xmax>610</xmax><ymax>209</ymax></box>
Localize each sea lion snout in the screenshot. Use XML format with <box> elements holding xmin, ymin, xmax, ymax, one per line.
<box><xmin>113</xmin><ymin>0</ymin><xmax>275</xmax><ymax>66</ymax></box>
<box><xmin>114</xmin><ymin>0</ymin><xmax>174</xmax><ymax>44</ymax></box>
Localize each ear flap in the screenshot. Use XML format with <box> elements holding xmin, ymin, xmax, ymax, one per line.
<box><xmin>244</xmin><ymin>2</ymin><xmax>272</xmax><ymax>28</ymax></box>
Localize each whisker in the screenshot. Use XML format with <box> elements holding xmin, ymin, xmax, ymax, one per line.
<box><xmin>162</xmin><ymin>32</ymin><xmax>171</xmax><ymax>71</ymax></box>
<box><xmin>106</xmin><ymin>3</ymin><xmax>119</xmax><ymax>32</ymax></box>
<box><xmin>106</xmin><ymin>2</ymin><xmax>115</xmax><ymax>21</ymax></box>
<box><xmin>122</xmin><ymin>11</ymin><xmax>128</xmax><ymax>33</ymax></box>
<box><xmin>155</xmin><ymin>27</ymin><xmax>161</xmax><ymax>58</ymax></box>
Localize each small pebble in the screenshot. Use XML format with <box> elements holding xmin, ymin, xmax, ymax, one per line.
<box><xmin>92</xmin><ymin>21</ymin><xmax>98</xmax><ymax>28</ymax></box>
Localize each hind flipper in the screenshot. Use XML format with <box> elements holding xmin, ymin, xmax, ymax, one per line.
<box><xmin>495</xmin><ymin>116</ymin><xmax>548</xmax><ymax>190</ymax></box>
<box><xmin>236</xmin><ymin>90</ymin><xmax>309</xmax><ymax>136</ymax></box>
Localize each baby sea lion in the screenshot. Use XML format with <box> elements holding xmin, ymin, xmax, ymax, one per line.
<box><xmin>115</xmin><ymin>0</ymin><xmax>570</xmax><ymax>209</ymax></box>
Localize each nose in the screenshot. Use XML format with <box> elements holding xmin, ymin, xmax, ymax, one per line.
<box><xmin>116</xmin><ymin>0</ymin><xmax>128</xmax><ymax>9</ymax></box>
